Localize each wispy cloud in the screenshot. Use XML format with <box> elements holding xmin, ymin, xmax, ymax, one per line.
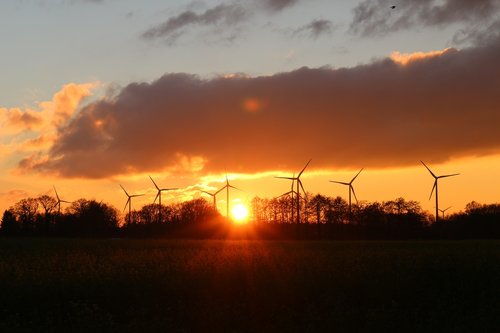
<box><xmin>142</xmin><ymin>0</ymin><xmax>305</xmax><ymax>45</ymax></box>
<box><xmin>350</xmin><ymin>0</ymin><xmax>500</xmax><ymax>37</ymax></box>
<box><xmin>18</xmin><ymin>36</ymin><xmax>500</xmax><ymax>178</ymax></box>
<box><xmin>259</xmin><ymin>0</ymin><xmax>300</xmax><ymax>12</ymax></box>
<box><xmin>293</xmin><ymin>19</ymin><xmax>335</xmax><ymax>39</ymax></box>
<box><xmin>142</xmin><ymin>3</ymin><xmax>249</xmax><ymax>44</ymax></box>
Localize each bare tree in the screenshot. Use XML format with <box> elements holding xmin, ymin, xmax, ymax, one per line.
<box><xmin>38</xmin><ymin>195</ymin><xmax>57</xmax><ymax>216</ymax></box>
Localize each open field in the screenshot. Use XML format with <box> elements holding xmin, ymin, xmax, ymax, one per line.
<box><xmin>0</xmin><ymin>239</ymin><xmax>499</xmax><ymax>332</ymax></box>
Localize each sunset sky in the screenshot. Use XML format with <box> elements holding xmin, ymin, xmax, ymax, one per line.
<box><xmin>1</xmin><ymin>0</ymin><xmax>499</xmax><ymax>217</ymax></box>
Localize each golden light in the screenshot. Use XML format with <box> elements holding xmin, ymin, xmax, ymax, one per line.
<box><xmin>243</xmin><ymin>98</ymin><xmax>261</xmax><ymax>112</ymax></box>
<box><xmin>231</xmin><ymin>203</ymin><xmax>249</xmax><ymax>223</ymax></box>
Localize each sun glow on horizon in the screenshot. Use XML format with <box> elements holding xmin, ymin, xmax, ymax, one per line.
<box><xmin>231</xmin><ymin>203</ymin><xmax>249</xmax><ymax>223</ymax></box>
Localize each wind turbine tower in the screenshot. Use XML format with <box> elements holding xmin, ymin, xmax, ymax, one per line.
<box><xmin>201</xmin><ymin>190</ymin><xmax>217</xmax><ymax>211</ymax></box>
<box><xmin>421</xmin><ymin>161</ymin><xmax>459</xmax><ymax>223</ymax></box>
<box><xmin>215</xmin><ymin>174</ymin><xmax>242</xmax><ymax>218</ymax></box>
<box><xmin>276</xmin><ymin>159</ymin><xmax>311</xmax><ymax>224</ymax></box>
<box><xmin>149</xmin><ymin>176</ymin><xmax>178</xmax><ymax>222</ymax></box>
<box><xmin>329</xmin><ymin>168</ymin><xmax>364</xmax><ymax>216</ymax></box>
<box><xmin>438</xmin><ymin>206</ymin><xmax>452</xmax><ymax>220</ymax></box>
<box><xmin>53</xmin><ymin>185</ymin><xmax>71</xmax><ymax>214</ymax></box>
<box><xmin>120</xmin><ymin>184</ymin><xmax>145</xmax><ymax>224</ymax></box>
<box><xmin>277</xmin><ymin>175</ymin><xmax>297</xmax><ymax>223</ymax></box>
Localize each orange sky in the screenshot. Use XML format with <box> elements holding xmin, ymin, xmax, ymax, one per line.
<box><xmin>1</xmin><ymin>45</ymin><xmax>500</xmax><ymax>217</ymax></box>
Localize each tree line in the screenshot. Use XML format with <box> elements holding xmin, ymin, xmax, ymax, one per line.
<box><xmin>1</xmin><ymin>194</ymin><xmax>499</xmax><ymax>239</ymax></box>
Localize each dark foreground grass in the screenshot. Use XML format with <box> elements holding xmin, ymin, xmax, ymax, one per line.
<box><xmin>0</xmin><ymin>239</ymin><xmax>499</xmax><ymax>332</ymax></box>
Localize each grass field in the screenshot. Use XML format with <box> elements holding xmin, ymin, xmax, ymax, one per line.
<box><xmin>0</xmin><ymin>239</ymin><xmax>499</xmax><ymax>332</ymax></box>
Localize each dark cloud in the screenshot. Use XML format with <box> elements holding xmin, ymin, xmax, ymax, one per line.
<box><xmin>21</xmin><ymin>37</ymin><xmax>500</xmax><ymax>178</ymax></box>
<box><xmin>259</xmin><ymin>0</ymin><xmax>300</xmax><ymax>12</ymax></box>
<box><xmin>453</xmin><ymin>19</ymin><xmax>500</xmax><ymax>45</ymax></box>
<box><xmin>350</xmin><ymin>0</ymin><xmax>500</xmax><ymax>37</ymax></box>
<box><xmin>293</xmin><ymin>19</ymin><xmax>335</xmax><ymax>39</ymax></box>
<box><xmin>142</xmin><ymin>3</ymin><xmax>248</xmax><ymax>43</ymax></box>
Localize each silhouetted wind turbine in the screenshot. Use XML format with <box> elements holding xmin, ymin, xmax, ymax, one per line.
<box><xmin>421</xmin><ymin>161</ymin><xmax>459</xmax><ymax>223</ymax></box>
<box><xmin>329</xmin><ymin>168</ymin><xmax>363</xmax><ymax>215</ymax></box>
<box><xmin>53</xmin><ymin>185</ymin><xmax>71</xmax><ymax>214</ymax></box>
<box><xmin>277</xmin><ymin>175</ymin><xmax>298</xmax><ymax>223</ymax></box>
<box><xmin>438</xmin><ymin>206</ymin><xmax>452</xmax><ymax>220</ymax></box>
<box><xmin>276</xmin><ymin>159</ymin><xmax>311</xmax><ymax>224</ymax></box>
<box><xmin>149</xmin><ymin>176</ymin><xmax>178</xmax><ymax>222</ymax></box>
<box><xmin>149</xmin><ymin>176</ymin><xmax>178</xmax><ymax>207</ymax></box>
<box><xmin>215</xmin><ymin>174</ymin><xmax>242</xmax><ymax>218</ymax></box>
<box><xmin>120</xmin><ymin>184</ymin><xmax>144</xmax><ymax>224</ymax></box>
<box><xmin>201</xmin><ymin>190</ymin><xmax>217</xmax><ymax>211</ymax></box>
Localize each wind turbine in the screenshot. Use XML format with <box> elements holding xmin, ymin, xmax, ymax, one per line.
<box><xmin>438</xmin><ymin>206</ymin><xmax>452</xmax><ymax>220</ymax></box>
<box><xmin>120</xmin><ymin>184</ymin><xmax>145</xmax><ymax>224</ymax></box>
<box><xmin>329</xmin><ymin>168</ymin><xmax>363</xmax><ymax>215</ymax></box>
<box><xmin>276</xmin><ymin>174</ymin><xmax>297</xmax><ymax>223</ymax></box>
<box><xmin>149</xmin><ymin>176</ymin><xmax>178</xmax><ymax>207</ymax></box>
<box><xmin>200</xmin><ymin>190</ymin><xmax>217</xmax><ymax>211</ymax></box>
<box><xmin>149</xmin><ymin>176</ymin><xmax>178</xmax><ymax>222</ymax></box>
<box><xmin>215</xmin><ymin>174</ymin><xmax>242</xmax><ymax>218</ymax></box>
<box><xmin>422</xmin><ymin>160</ymin><xmax>460</xmax><ymax>223</ymax></box>
<box><xmin>276</xmin><ymin>159</ymin><xmax>311</xmax><ymax>224</ymax></box>
<box><xmin>53</xmin><ymin>185</ymin><xmax>71</xmax><ymax>214</ymax></box>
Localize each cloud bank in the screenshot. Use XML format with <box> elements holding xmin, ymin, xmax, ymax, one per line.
<box><xmin>18</xmin><ymin>36</ymin><xmax>500</xmax><ymax>178</ymax></box>
<box><xmin>350</xmin><ymin>0</ymin><xmax>500</xmax><ymax>37</ymax></box>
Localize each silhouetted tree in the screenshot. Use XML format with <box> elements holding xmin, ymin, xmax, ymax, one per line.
<box><xmin>67</xmin><ymin>199</ymin><xmax>119</xmax><ymax>236</ymax></box>
<box><xmin>1</xmin><ymin>209</ymin><xmax>19</xmax><ymax>235</ymax></box>
<box><xmin>36</xmin><ymin>195</ymin><xmax>57</xmax><ymax>234</ymax></box>
<box><xmin>176</xmin><ymin>198</ymin><xmax>214</xmax><ymax>224</ymax></box>
<box><xmin>131</xmin><ymin>203</ymin><xmax>175</xmax><ymax>224</ymax></box>
<box><xmin>38</xmin><ymin>195</ymin><xmax>57</xmax><ymax>216</ymax></box>
<box><xmin>13</xmin><ymin>198</ymin><xmax>39</xmax><ymax>234</ymax></box>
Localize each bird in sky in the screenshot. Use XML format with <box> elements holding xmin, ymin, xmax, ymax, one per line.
<box><xmin>390</xmin><ymin>6</ymin><xmax>396</xmax><ymax>9</ymax></box>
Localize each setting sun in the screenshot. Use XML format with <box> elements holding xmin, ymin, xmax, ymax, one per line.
<box><xmin>231</xmin><ymin>203</ymin><xmax>249</xmax><ymax>223</ymax></box>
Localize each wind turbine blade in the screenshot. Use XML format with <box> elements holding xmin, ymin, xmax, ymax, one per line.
<box><xmin>215</xmin><ymin>186</ymin><xmax>227</xmax><ymax>195</ymax></box>
<box><xmin>421</xmin><ymin>161</ymin><xmax>437</xmax><ymax>178</ymax></box>
<box><xmin>131</xmin><ymin>194</ymin><xmax>145</xmax><ymax>198</ymax></box>
<box><xmin>149</xmin><ymin>175</ymin><xmax>160</xmax><ymax>190</ymax></box>
<box><xmin>120</xmin><ymin>184</ymin><xmax>129</xmax><ymax>197</ymax></box>
<box><xmin>429</xmin><ymin>180</ymin><xmax>437</xmax><ymax>200</ymax></box>
<box><xmin>53</xmin><ymin>185</ymin><xmax>60</xmax><ymax>200</ymax></box>
<box><xmin>278</xmin><ymin>191</ymin><xmax>294</xmax><ymax>198</ymax></box>
<box><xmin>275</xmin><ymin>176</ymin><xmax>295</xmax><ymax>180</ymax></box>
<box><xmin>439</xmin><ymin>173</ymin><xmax>460</xmax><ymax>178</ymax></box>
<box><xmin>229</xmin><ymin>185</ymin><xmax>243</xmax><ymax>192</ymax></box>
<box><xmin>297</xmin><ymin>179</ymin><xmax>305</xmax><ymax>195</ymax></box>
<box><xmin>350</xmin><ymin>185</ymin><xmax>359</xmax><ymax>204</ymax></box>
<box><xmin>161</xmin><ymin>188</ymin><xmax>179</xmax><ymax>191</ymax></box>
<box><xmin>329</xmin><ymin>181</ymin><xmax>350</xmax><ymax>186</ymax></box>
<box><xmin>201</xmin><ymin>190</ymin><xmax>214</xmax><ymax>197</ymax></box>
<box><xmin>123</xmin><ymin>198</ymin><xmax>130</xmax><ymax>212</ymax></box>
<box><xmin>298</xmin><ymin>159</ymin><xmax>312</xmax><ymax>178</ymax></box>
<box><xmin>153</xmin><ymin>192</ymin><xmax>159</xmax><ymax>204</ymax></box>
<box><xmin>61</xmin><ymin>200</ymin><xmax>71</xmax><ymax>204</ymax></box>
<box><xmin>350</xmin><ymin>168</ymin><xmax>364</xmax><ymax>184</ymax></box>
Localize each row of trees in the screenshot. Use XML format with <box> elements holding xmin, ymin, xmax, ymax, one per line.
<box><xmin>1</xmin><ymin>194</ymin><xmax>499</xmax><ymax>238</ymax></box>
<box><xmin>251</xmin><ymin>194</ymin><xmax>427</xmax><ymax>227</ymax></box>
